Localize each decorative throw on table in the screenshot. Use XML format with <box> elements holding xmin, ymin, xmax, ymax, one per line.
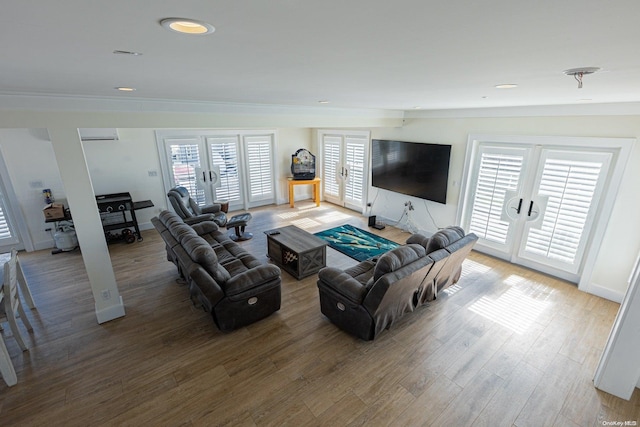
<box><xmin>314</xmin><ymin>224</ymin><xmax>399</xmax><ymax>262</ymax></box>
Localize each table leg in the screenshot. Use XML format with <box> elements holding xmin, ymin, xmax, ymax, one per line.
<box><xmin>314</xmin><ymin>182</ymin><xmax>320</xmax><ymax>206</ymax></box>
<box><xmin>289</xmin><ymin>182</ymin><xmax>295</xmax><ymax>208</ymax></box>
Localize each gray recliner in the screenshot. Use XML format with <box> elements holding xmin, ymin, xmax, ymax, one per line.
<box><xmin>167</xmin><ymin>186</ymin><xmax>227</xmax><ymax>227</ymax></box>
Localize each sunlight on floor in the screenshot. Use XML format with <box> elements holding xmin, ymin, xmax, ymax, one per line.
<box><xmin>291</xmin><ymin>218</ymin><xmax>322</xmax><ymax>230</ymax></box>
<box><xmin>468</xmin><ymin>286</ymin><xmax>551</xmax><ymax>334</ymax></box>
<box><xmin>277</xmin><ymin>211</ymin><xmax>300</xmax><ymax>220</ymax></box>
<box><xmin>297</xmin><ymin>204</ymin><xmax>330</xmax><ymax>211</ymax></box>
<box><xmin>442</xmin><ymin>283</ymin><xmax>462</xmax><ymax>296</ymax></box>
<box><xmin>460</xmin><ymin>259</ymin><xmax>492</xmax><ymax>279</ymax></box>
<box><xmin>316</xmin><ymin>211</ymin><xmax>352</xmax><ymax>223</ymax></box>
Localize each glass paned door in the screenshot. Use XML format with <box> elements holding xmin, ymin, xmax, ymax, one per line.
<box><xmin>159</xmin><ymin>131</ymin><xmax>276</xmax><ymax>213</ymax></box>
<box><xmin>517</xmin><ymin>150</ymin><xmax>612</xmax><ymax>275</ymax></box>
<box><xmin>461</xmin><ymin>141</ymin><xmax>614</xmax><ymax>283</ymax></box>
<box><xmin>207</xmin><ymin>136</ymin><xmax>243</xmax><ymax>206</ymax></box>
<box><xmin>465</xmin><ymin>145</ymin><xmax>530</xmax><ymax>253</ymax></box>
<box><xmin>320</xmin><ymin>131</ymin><xmax>368</xmax><ymax>212</ymax></box>
<box><xmin>164</xmin><ymin>137</ymin><xmax>207</xmax><ymax>204</ymax></box>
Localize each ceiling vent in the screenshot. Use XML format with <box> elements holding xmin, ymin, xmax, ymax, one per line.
<box><xmin>79</xmin><ymin>128</ymin><xmax>120</xmax><ymax>141</ymax></box>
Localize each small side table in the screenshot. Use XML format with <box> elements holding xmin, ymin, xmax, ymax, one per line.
<box><xmin>287</xmin><ymin>177</ymin><xmax>321</xmax><ymax>208</ymax></box>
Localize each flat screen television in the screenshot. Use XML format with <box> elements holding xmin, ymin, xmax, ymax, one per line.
<box><xmin>371</xmin><ymin>139</ymin><xmax>451</xmax><ymax>204</ymax></box>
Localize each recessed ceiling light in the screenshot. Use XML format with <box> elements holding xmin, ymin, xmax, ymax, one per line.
<box><xmin>495</xmin><ymin>84</ymin><xmax>518</xmax><ymax>89</ymax></box>
<box><xmin>577</xmin><ymin>98</ymin><xmax>593</xmax><ymax>102</ymax></box>
<box><xmin>318</xmin><ymin>100</ymin><xmax>330</xmax><ymax>104</ymax></box>
<box><xmin>413</xmin><ymin>106</ymin><xmax>422</xmax><ymax>109</ymax></box>
<box><xmin>113</xmin><ymin>50</ymin><xmax>143</xmax><ymax>56</ymax></box>
<box><xmin>160</xmin><ymin>18</ymin><xmax>215</xmax><ymax>35</ymax></box>
<box><xmin>115</xmin><ymin>87</ymin><xmax>136</xmax><ymax>92</ymax></box>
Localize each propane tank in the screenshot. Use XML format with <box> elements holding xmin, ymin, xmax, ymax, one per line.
<box><xmin>54</xmin><ymin>224</ymin><xmax>78</xmax><ymax>251</ymax></box>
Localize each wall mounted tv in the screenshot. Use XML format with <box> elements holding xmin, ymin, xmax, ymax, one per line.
<box><xmin>371</xmin><ymin>139</ymin><xmax>451</xmax><ymax>204</ymax></box>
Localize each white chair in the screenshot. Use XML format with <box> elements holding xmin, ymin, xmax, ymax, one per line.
<box><xmin>0</xmin><ymin>331</ymin><xmax>17</xmax><ymax>386</ymax></box>
<box><xmin>0</xmin><ymin>250</ymin><xmax>36</xmax><ymax>309</ymax></box>
<box><xmin>1</xmin><ymin>249</ymin><xmax>33</xmax><ymax>351</ymax></box>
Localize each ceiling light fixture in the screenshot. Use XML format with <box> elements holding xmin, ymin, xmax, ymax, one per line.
<box><xmin>318</xmin><ymin>100</ymin><xmax>330</xmax><ymax>104</ymax></box>
<box><xmin>115</xmin><ymin>87</ymin><xmax>136</xmax><ymax>92</ymax></box>
<box><xmin>563</xmin><ymin>67</ymin><xmax>600</xmax><ymax>89</ymax></box>
<box><xmin>495</xmin><ymin>84</ymin><xmax>518</xmax><ymax>89</ymax></box>
<box><xmin>160</xmin><ymin>18</ymin><xmax>215</xmax><ymax>35</ymax></box>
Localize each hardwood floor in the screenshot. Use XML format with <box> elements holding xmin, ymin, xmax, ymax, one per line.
<box><xmin>1</xmin><ymin>201</ymin><xmax>639</xmax><ymax>426</ymax></box>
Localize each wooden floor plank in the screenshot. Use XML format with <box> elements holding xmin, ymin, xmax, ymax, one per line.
<box><xmin>0</xmin><ymin>201</ymin><xmax>636</xmax><ymax>426</ymax></box>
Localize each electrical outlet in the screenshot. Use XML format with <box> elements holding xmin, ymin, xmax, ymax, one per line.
<box><xmin>101</xmin><ymin>289</ymin><xmax>111</xmax><ymax>300</ymax></box>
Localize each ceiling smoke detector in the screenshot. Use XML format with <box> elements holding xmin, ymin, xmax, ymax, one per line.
<box><xmin>563</xmin><ymin>67</ymin><xmax>601</xmax><ymax>88</ymax></box>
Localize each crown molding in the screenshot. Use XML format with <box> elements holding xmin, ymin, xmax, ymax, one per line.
<box><xmin>404</xmin><ymin>102</ymin><xmax>640</xmax><ymax>119</ymax></box>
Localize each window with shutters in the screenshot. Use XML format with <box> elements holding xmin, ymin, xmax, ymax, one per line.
<box><xmin>521</xmin><ymin>151</ymin><xmax>611</xmax><ymax>273</ymax></box>
<box><xmin>208</xmin><ymin>136</ymin><xmax>242</xmax><ymax>203</ymax></box>
<box><xmin>244</xmin><ymin>135</ymin><xmax>275</xmax><ymax>203</ymax></box>
<box><xmin>344</xmin><ymin>137</ymin><xmax>366</xmax><ymax>204</ymax></box>
<box><xmin>168</xmin><ymin>140</ymin><xmax>205</xmax><ymax>205</ymax></box>
<box><xmin>322</xmin><ymin>137</ymin><xmax>341</xmax><ymax>199</ymax></box>
<box><xmin>468</xmin><ymin>149</ymin><xmax>525</xmax><ymax>245</ymax></box>
<box><xmin>0</xmin><ymin>158</ymin><xmax>21</xmax><ymax>250</ymax></box>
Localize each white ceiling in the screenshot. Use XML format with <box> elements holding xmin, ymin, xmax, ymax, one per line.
<box><xmin>2</xmin><ymin>0</ymin><xmax>640</xmax><ymax>112</ymax></box>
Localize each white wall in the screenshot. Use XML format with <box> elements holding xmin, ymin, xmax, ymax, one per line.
<box><xmin>370</xmin><ymin>115</ymin><xmax>640</xmax><ymax>301</ymax></box>
<box><xmin>0</xmin><ymin>126</ymin><xmax>315</xmax><ymax>250</ymax></box>
<box><xmin>0</xmin><ymin>129</ymin><xmax>66</xmax><ymax>250</ymax></box>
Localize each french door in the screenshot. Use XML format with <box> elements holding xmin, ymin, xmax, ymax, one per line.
<box><xmin>460</xmin><ymin>138</ymin><xmax>615</xmax><ymax>283</ymax></box>
<box><xmin>158</xmin><ymin>131</ymin><xmax>276</xmax><ymax>212</ymax></box>
<box><xmin>320</xmin><ymin>131</ymin><xmax>369</xmax><ymax>212</ymax></box>
<box><xmin>0</xmin><ymin>151</ymin><xmax>23</xmax><ymax>252</ymax></box>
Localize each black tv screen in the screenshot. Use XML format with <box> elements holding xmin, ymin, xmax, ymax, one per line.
<box><xmin>371</xmin><ymin>139</ymin><xmax>451</xmax><ymax>204</ymax></box>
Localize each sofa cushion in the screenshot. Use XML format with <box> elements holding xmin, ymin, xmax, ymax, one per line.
<box><xmin>182</xmin><ymin>234</ymin><xmax>231</xmax><ymax>284</ymax></box>
<box><xmin>191</xmin><ymin>221</ymin><xmax>219</xmax><ymax>235</ymax></box>
<box><xmin>433</xmin><ymin>226</ymin><xmax>464</xmax><ymax>249</ymax></box>
<box><xmin>373</xmin><ymin>244</ymin><xmax>426</xmax><ymax>283</ymax></box>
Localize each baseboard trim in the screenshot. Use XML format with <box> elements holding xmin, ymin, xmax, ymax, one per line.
<box><xmin>584</xmin><ymin>282</ymin><xmax>625</xmax><ymax>303</ymax></box>
<box><xmin>95</xmin><ymin>296</ymin><xmax>126</xmax><ymax>324</ymax></box>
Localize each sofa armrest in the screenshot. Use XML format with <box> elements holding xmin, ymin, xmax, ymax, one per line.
<box><xmin>224</xmin><ymin>264</ymin><xmax>281</xmax><ymax>297</ymax></box>
<box><xmin>183</xmin><ymin>214</ymin><xmax>216</xmax><ymax>225</ymax></box>
<box><xmin>318</xmin><ymin>267</ymin><xmax>368</xmax><ymax>304</ymax></box>
<box><xmin>200</xmin><ymin>204</ymin><xmax>222</xmax><ymax>214</ymax></box>
<box><xmin>188</xmin><ymin>266</ymin><xmax>225</xmax><ymax>306</ymax></box>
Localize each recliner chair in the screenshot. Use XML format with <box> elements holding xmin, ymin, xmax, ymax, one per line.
<box><xmin>167</xmin><ymin>186</ymin><xmax>227</xmax><ymax>227</ymax></box>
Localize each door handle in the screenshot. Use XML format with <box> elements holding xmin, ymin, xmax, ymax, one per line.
<box><xmin>209</xmin><ymin>171</ymin><xmax>213</xmax><ymax>181</ymax></box>
<box><xmin>528</xmin><ymin>200</ymin><xmax>534</xmax><ymax>216</ymax></box>
<box><xmin>516</xmin><ymin>198</ymin><xmax>523</xmax><ymax>214</ymax></box>
<box><xmin>202</xmin><ymin>171</ymin><xmax>206</xmax><ymax>182</ymax></box>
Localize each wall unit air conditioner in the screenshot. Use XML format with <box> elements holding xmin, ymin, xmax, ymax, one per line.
<box><xmin>79</xmin><ymin>128</ymin><xmax>119</xmax><ymax>141</ymax></box>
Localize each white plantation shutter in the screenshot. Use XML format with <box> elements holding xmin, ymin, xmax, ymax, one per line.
<box><xmin>344</xmin><ymin>136</ymin><xmax>366</xmax><ymax>205</ymax></box>
<box><xmin>522</xmin><ymin>152</ymin><xmax>611</xmax><ymax>272</ymax></box>
<box><xmin>208</xmin><ymin>136</ymin><xmax>242</xmax><ymax>203</ymax></box>
<box><xmin>0</xmin><ymin>204</ymin><xmax>14</xmax><ymax>240</ymax></box>
<box><xmin>245</xmin><ymin>135</ymin><xmax>275</xmax><ymax>203</ymax></box>
<box><xmin>167</xmin><ymin>138</ymin><xmax>206</xmax><ymax>205</ymax></box>
<box><xmin>469</xmin><ymin>150</ymin><xmax>525</xmax><ymax>245</ymax></box>
<box><xmin>323</xmin><ymin>136</ymin><xmax>342</xmax><ymax>199</ymax></box>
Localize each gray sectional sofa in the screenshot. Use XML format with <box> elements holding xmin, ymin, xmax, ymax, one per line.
<box><xmin>317</xmin><ymin>226</ymin><xmax>478</xmax><ymax>340</ymax></box>
<box><xmin>152</xmin><ymin>210</ymin><xmax>281</xmax><ymax>332</ymax></box>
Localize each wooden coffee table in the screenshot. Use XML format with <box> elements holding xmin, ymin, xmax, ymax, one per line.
<box><xmin>265</xmin><ymin>225</ymin><xmax>327</xmax><ymax>280</ymax></box>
